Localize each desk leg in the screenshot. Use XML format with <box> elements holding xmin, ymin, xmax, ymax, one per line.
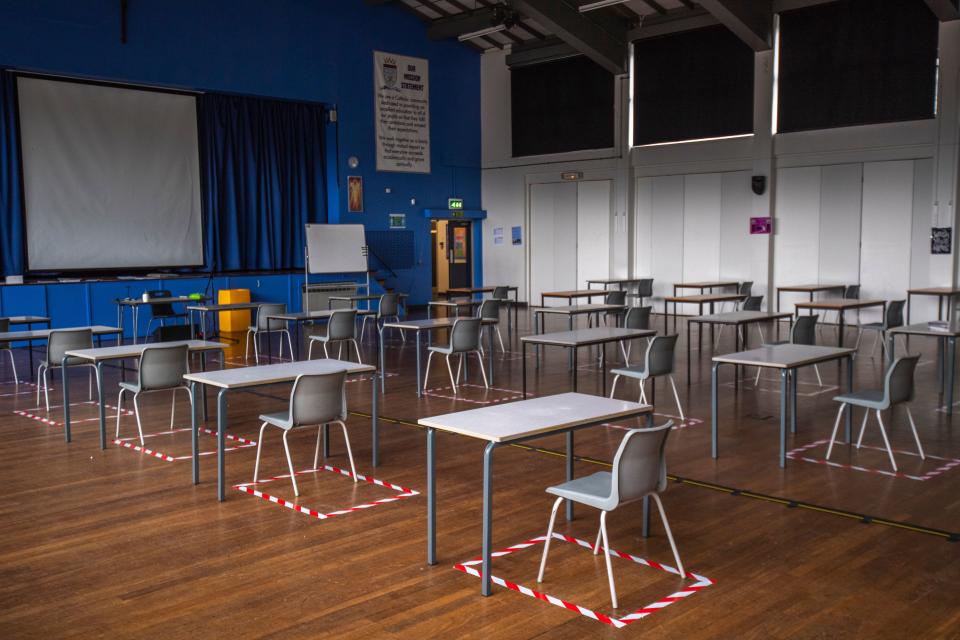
<box><xmin>686</xmin><ymin>321</ymin><xmax>692</xmax><ymax>386</ymax></box>
<box><xmin>779</xmin><ymin>369</ymin><xmax>787</xmax><ymax>468</ymax></box>
<box><xmin>601</xmin><ymin>343</ymin><xmax>607</xmax><ymax>396</ymax></box>
<box><xmin>191</xmin><ymin>381</ymin><xmax>200</xmax><ymax>484</ymax></box>
<box><xmin>372</xmin><ymin>368</ymin><xmax>380</xmax><ymax>467</ymax></box>
<box><xmin>96</xmin><ymin>362</ymin><xmax>106</xmax><ymax>450</ymax></box>
<box><xmin>481</xmin><ymin>441</ymin><xmax>496</xmax><ymax>596</ymax></box>
<box><xmin>377</xmin><ymin>324</ymin><xmax>385</xmax><ymax>394</ymax></box>
<box><xmin>217</xmin><ymin>388</ymin><xmax>228</xmax><ymax>502</ymax></box>
<box><xmin>62</xmin><ymin>356</ymin><xmax>71</xmax><ymax>443</ymax></box>
<box><xmin>28</xmin><ymin>338</ymin><xmax>35</xmax><ymax>383</ymax></box>
<box><xmin>427</xmin><ymin>427</ymin><xmax>437</xmax><ymax>565</ymax></box>
<box><xmin>949</xmin><ymin>337</ymin><xmax>956</xmax><ymax>416</ymax></box>
<box><xmin>415</xmin><ymin>330</ymin><xmax>422</xmax><ymax>397</ymax></box>
<box><xmin>845</xmin><ymin>356</ymin><xmax>853</xmax><ymax>441</ymax></box>
<box><xmin>568</xmin><ymin>317</ymin><xmax>574</xmax><ymax>370</ymax></box>
<box><xmin>642</xmin><ymin>496</ymin><xmax>650</xmax><ymax>538</ymax></box>
<box><xmin>777</xmin><ymin>289</ymin><xmax>781</xmax><ymax>313</ymax></box>
<box><xmin>522</xmin><ymin>342</ymin><xmax>528</xmax><ymax>398</ymax></box>
<box><xmin>572</xmin><ymin>348</ymin><xmax>578</xmax><ymax>392</ymax></box>
<box><xmin>711</xmin><ymin>363</ymin><xmax>720</xmax><ymax>458</ymax></box>
<box><xmin>488</xmin><ymin>326</ymin><xmax>494</xmax><ymax>386</ymax></box>
<box><xmin>907</xmin><ymin>292</ymin><xmax>912</xmax><ymax>325</ymax></box>
<box><xmin>790</xmin><ymin>370</ymin><xmax>797</xmax><ymax>434</ymax></box>
<box><xmin>838</xmin><ymin>310</ymin><xmax>845</xmax><ymax>349</ymax></box>
<box><xmin>733</xmin><ymin>322</ymin><xmax>740</xmax><ymax>393</ymax></box>
<box><xmin>566</xmin><ymin>431</ymin><xmax>574</xmax><ymax>521</ymax></box>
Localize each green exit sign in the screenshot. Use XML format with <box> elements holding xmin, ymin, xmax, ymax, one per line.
<box><xmin>448</xmin><ymin>198</ymin><xmax>464</xmax><ymax>210</ymax></box>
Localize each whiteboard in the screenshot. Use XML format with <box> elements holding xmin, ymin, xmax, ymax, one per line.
<box><xmin>305</xmin><ymin>224</ymin><xmax>368</xmax><ymax>274</ymax></box>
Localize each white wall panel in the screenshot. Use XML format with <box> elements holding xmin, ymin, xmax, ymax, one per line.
<box><xmin>576</xmin><ymin>180</ymin><xmax>612</xmax><ymax>288</ymax></box>
<box><xmin>682</xmin><ymin>173</ymin><xmax>722</xmax><ymax>282</ymax></box>
<box><xmin>719</xmin><ymin>171</ymin><xmax>758</xmax><ymax>298</ymax></box>
<box><xmin>529</xmin><ymin>182</ymin><xmax>577</xmax><ymax>303</ymax></box>
<box><xmin>817</xmin><ymin>163</ymin><xmax>863</xmax><ymax>287</ymax></box>
<box><xmin>649</xmin><ymin>175</ymin><xmax>685</xmax><ymax>301</ymax></box>
<box><xmin>774</xmin><ymin>166</ymin><xmax>821</xmax><ymax>313</ymax></box>
<box><xmin>909</xmin><ymin>158</ymin><xmax>941</xmax><ymax>322</ymax></box>
<box><xmin>633</xmin><ymin>177</ymin><xmax>653</xmax><ymax>279</ymax></box>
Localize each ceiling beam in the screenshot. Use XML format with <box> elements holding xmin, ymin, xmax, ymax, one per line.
<box><xmin>628</xmin><ymin>8</ymin><xmax>718</xmax><ymax>41</ymax></box>
<box><xmin>506</xmin><ymin>37</ymin><xmax>580</xmax><ymax>67</ymax></box>
<box><xmin>426</xmin><ymin>8</ymin><xmax>502</xmax><ymax>40</ymax></box>
<box><xmin>924</xmin><ymin>0</ymin><xmax>960</xmax><ymax>21</ymax></box>
<box><xmin>698</xmin><ymin>0</ymin><xmax>772</xmax><ymax>50</ymax></box>
<box><xmin>510</xmin><ymin>0</ymin><xmax>628</xmax><ymax>74</ymax></box>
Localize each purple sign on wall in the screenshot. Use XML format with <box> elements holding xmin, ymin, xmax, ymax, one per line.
<box><xmin>750</xmin><ymin>217</ymin><xmax>772</xmax><ymax>235</ymax></box>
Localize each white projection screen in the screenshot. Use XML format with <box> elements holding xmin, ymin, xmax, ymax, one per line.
<box><xmin>17</xmin><ymin>76</ymin><xmax>204</xmax><ymax>270</ymax></box>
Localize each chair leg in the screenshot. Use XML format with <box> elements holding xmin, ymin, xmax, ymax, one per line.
<box><xmin>814</xmin><ymin>364</ymin><xmax>823</xmax><ymax>387</ymax></box>
<box><xmin>668</xmin><ymin>375</ymin><xmax>685</xmax><ymax>422</ymax></box>
<box><xmin>825</xmin><ymin>403</ymin><xmax>846</xmax><ymax>460</ymax></box>
<box><xmin>856</xmin><ymin>409</ymin><xmax>870</xmax><ymax>448</ymax></box>
<box><xmin>904</xmin><ymin>406</ymin><xmax>925</xmax><ymax>460</ymax></box>
<box><xmin>336</xmin><ymin>420</ymin><xmax>358</xmax><ymax>482</ymax></box>
<box><xmin>609</xmin><ymin>374</ymin><xmax>620</xmax><ymax>399</ymax></box>
<box><xmin>115</xmin><ymin>388</ymin><xmax>125</xmax><ymax>438</ymax></box>
<box><xmin>446</xmin><ymin>355</ymin><xmax>458</xmax><ymax>393</ymax></box>
<box><xmin>620</xmin><ymin>341</ymin><xmax>629</xmax><ymax>366</ymax></box>
<box><xmin>869</xmin><ymin>331</ymin><xmax>880</xmax><ymax>359</ymax></box>
<box><xmin>639</xmin><ymin>379</ymin><xmax>647</xmax><ymax>405</ymax></box>
<box><xmin>758</xmin><ymin>326</ymin><xmax>765</xmax><ymax>344</ymax></box>
<box><xmin>537</xmin><ymin>496</ymin><xmax>564</xmax><ymax>583</ymax></box>
<box><xmin>43</xmin><ymin>366</ymin><xmax>51</xmax><ymax>412</ymax></box>
<box><xmin>713</xmin><ymin>325</ymin><xmax>725</xmax><ymax>351</ymax></box>
<box><xmin>308</xmin><ymin>340</ymin><xmax>315</xmax><ymax>360</ymax></box>
<box><xmin>282</xmin><ymin>430</ymin><xmax>300</xmax><ymax>497</ymax></box>
<box><xmin>496</xmin><ymin>326</ymin><xmax>505</xmax><ymax>353</ymax></box>
<box><xmin>253</xmin><ymin>331</ymin><xmax>260</xmax><ymax>364</ymax></box>
<box><xmin>455</xmin><ymin>354</ymin><xmax>464</xmax><ymax>385</ymax></box>
<box><xmin>170</xmin><ymin>388</ymin><xmax>177</xmax><ymax>429</ymax></box>
<box><xmin>337</xmin><ymin>342</ymin><xmax>343</xmax><ymax>359</ymax></box>
<box><xmin>253</xmin><ymin>422</ymin><xmax>269</xmax><ymax>482</ymax></box>
<box><xmin>244</xmin><ymin>330</ymin><xmax>251</xmax><ymax>361</ymax></box>
<box><xmin>132</xmin><ymin>392</ymin><xmax>145</xmax><ymax>446</ymax></box>
<box><xmin>5</xmin><ymin>350</ymin><xmax>18</xmax><ymax>384</ymax></box>
<box><xmin>475</xmin><ymin>351</ymin><xmax>489</xmax><ymax>389</ymax></box>
<box><xmin>874</xmin><ymin>410</ymin><xmax>898</xmax><ymax>472</ymax></box>
<box><xmin>313</xmin><ymin>424</ymin><xmax>324</xmax><ymax>469</ymax></box>
<box><xmin>323</xmin><ymin>342</ymin><xmax>330</xmax><ymax>359</ymax></box>
<box><xmin>754</xmin><ymin>366</ymin><xmax>762</xmax><ymax>386</ymax></box>
<box><xmin>36</xmin><ymin>364</ymin><xmax>44</xmax><ymax>407</ymax></box>
<box><xmin>652</xmin><ymin>493</ymin><xmax>685</xmax><ymax>577</ymax></box>
<box><xmin>593</xmin><ymin>524</ymin><xmax>602</xmax><ymax>555</ymax></box>
<box><xmin>87</xmin><ymin>367</ymin><xmax>93</xmax><ymax>401</ymax></box>
<box><xmin>423</xmin><ymin>351</ymin><xmax>435</xmax><ymax>390</ymax></box>
<box><xmin>351</xmin><ymin>339</ymin><xmax>363</xmax><ymax>364</ymax></box>
<box><xmin>599</xmin><ymin>510</ymin><xmax>618</xmax><ymax>610</ymax></box>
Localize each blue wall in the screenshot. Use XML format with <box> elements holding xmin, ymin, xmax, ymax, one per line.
<box><xmin>0</xmin><ymin>0</ymin><xmax>482</xmax><ymax>305</ymax></box>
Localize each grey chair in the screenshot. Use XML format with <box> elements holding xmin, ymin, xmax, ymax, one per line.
<box><xmin>603</xmin><ymin>290</ymin><xmax>627</xmax><ymax>326</ymax></box>
<box><xmin>252</xmin><ymin>370</ymin><xmax>355</xmax><ymax>497</ymax></box>
<box><xmin>477</xmin><ymin>299</ymin><xmax>505</xmax><ymax>353</ymax></box>
<box><xmin>854</xmin><ymin>300</ymin><xmax>904</xmax><ymax>359</ymax></box>
<box><xmin>144</xmin><ymin>289</ymin><xmax>187</xmax><ymax>338</ymax></box>
<box><xmin>610</xmin><ymin>334</ymin><xmax>684</xmax><ymax>421</ymax></box>
<box><xmin>423</xmin><ymin>317</ymin><xmax>487</xmax><ymax>393</ymax></box>
<box><xmin>755</xmin><ymin>314</ymin><xmax>823</xmax><ymax>387</ymax></box>
<box><xmin>635</xmin><ymin>279</ymin><xmax>653</xmax><ymax>308</ymax></box>
<box><xmin>245</xmin><ymin>303</ymin><xmax>294</xmax><ymax>363</ymax></box>
<box><xmin>823</xmin><ymin>284</ymin><xmax>861</xmax><ymax>335</ymax></box>
<box><xmin>308</xmin><ymin>309</ymin><xmax>361</xmax><ymax>363</ymax></box>
<box><xmin>37</xmin><ymin>328</ymin><xmax>97</xmax><ymax>412</ymax></box>
<box><xmin>0</xmin><ymin>318</ymin><xmax>17</xmax><ymax>384</ymax></box>
<box><xmin>715</xmin><ymin>295</ymin><xmax>765</xmax><ymax>349</ymax></box>
<box><xmin>116</xmin><ymin>344</ymin><xmax>192</xmax><ymax>446</ymax></box>
<box><xmin>730</xmin><ymin>281</ymin><xmax>753</xmax><ymax>311</ymax></box>
<box><xmin>826</xmin><ymin>354</ymin><xmax>923</xmax><ymax>472</ymax></box>
<box><xmin>537</xmin><ymin>422</ymin><xmax>683</xmax><ymax>610</ymax></box>
<box><xmin>361</xmin><ymin>292</ymin><xmax>405</xmax><ymax>342</ymax></box>
<box><xmin>492</xmin><ymin>286</ymin><xmax>510</xmax><ymax>301</ymax></box>
<box><xmin>619</xmin><ymin>306</ymin><xmax>652</xmax><ymax>365</ymax></box>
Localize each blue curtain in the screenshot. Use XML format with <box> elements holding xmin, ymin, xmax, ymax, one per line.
<box><xmin>0</xmin><ymin>70</ymin><xmax>25</xmax><ymax>277</ymax></box>
<box><xmin>198</xmin><ymin>94</ymin><xmax>327</xmax><ymax>272</ymax></box>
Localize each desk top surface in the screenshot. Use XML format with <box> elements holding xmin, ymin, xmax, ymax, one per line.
<box><xmin>447</xmin><ymin>286</ymin><xmax>517</xmax><ymax>294</ymax></box>
<box><xmin>117</xmin><ymin>296</ymin><xmax>205</xmax><ymax>306</ymax></box>
<box><xmin>692</xmin><ymin>310</ymin><xmax>793</xmax><ymax>324</ymax></box>
<box><xmin>428</xmin><ymin>298</ymin><xmax>478</xmax><ymax>306</ymax></box>
<box><xmin>521</xmin><ymin>327</ymin><xmax>656</xmax><ymax>346</ymax></box>
<box><xmin>382</xmin><ymin>317</ymin><xmax>496</xmax><ymax>331</ymax></box>
<box><xmin>0</xmin><ymin>325</ymin><xmax>120</xmax><ymax>341</ymax></box>
<box><xmin>328</xmin><ymin>294</ymin><xmax>408</xmax><ymax>301</ymax></box>
<box><xmin>6</xmin><ymin>315</ymin><xmax>51</xmax><ymax>324</ymax></box>
<box><xmin>66</xmin><ymin>340</ymin><xmax>227</xmax><ymax>361</ymax></box>
<box><xmin>532</xmin><ymin>304</ymin><xmax>626</xmax><ymax>315</ymax></box>
<box><xmin>541</xmin><ymin>290</ymin><xmax>608</xmax><ymax>298</ymax></box>
<box><xmin>184</xmin><ymin>358</ymin><xmax>374</xmax><ymax>389</ymax></box>
<box><xmin>186</xmin><ymin>302</ymin><xmax>262</xmax><ymax>312</ymax></box>
<box><xmin>674</xmin><ymin>281</ymin><xmax>739</xmax><ymax>289</ymax></box>
<box><xmin>906</xmin><ymin>287</ymin><xmax>960</xmax><ymax>296</ymax></box>
<box><xmin>713</xmin><ymin>343</ymin><xmax>855</xmax><ymax>368</ymax></box>
<box><xmin>777</xmin><ymin>284</ymin><xmax>848</xmax><ymax>293</ymax></box>
<box><xmin>585</xmin><ymin>278</ymin><xmax>645</xmax><ymax>285</ymax></box>
<box><xmin>266</xmin><ymin>310</ymin><xmax>374</xmax><ymax>321</ymax></box>
<box><xmin>664</xmin><ymin>293</ymin><xmax>746</xmax><ymax>303</ymax></box>
<box><xmin>888</xmin><ymin>322</ymin><xmax>960</xmax><ymax>337</ymax></box>
<box><xmin>794</xmin><ymin>298</ymin><xmax>885</xmax><ymax>310</ymax></box>
<box><xmin>418</xmin><ymin>392</ymin><xmax>651</xmax><ymax>443</ymax></box>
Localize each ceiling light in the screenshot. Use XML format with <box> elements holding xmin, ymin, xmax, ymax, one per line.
<box><xmin>458</xmin><ymin>24</ymin><xmax>507</xmax><ymax>41</ymax></box>
<box><xmin>578</xmin><ymin>0</ymin><xmax>631</xmax><ymax>12</ymax></box>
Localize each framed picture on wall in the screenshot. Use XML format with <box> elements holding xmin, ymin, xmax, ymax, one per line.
<box><xmin>347</xmin><ymin>176</ymin><xmax>364</xmax><ymax>212</ymax></box>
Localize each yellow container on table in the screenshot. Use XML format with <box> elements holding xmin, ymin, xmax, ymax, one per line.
<box><xmin>217</xmin><ymin>288</ymin><xmax>251</xmax><ymax>332</ymax></box>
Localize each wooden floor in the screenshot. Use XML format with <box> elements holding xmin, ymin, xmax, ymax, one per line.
<box><xmin>1</xmin><ymin>308</ymin><xmax>958</xmax><ymax>638</ymax></box>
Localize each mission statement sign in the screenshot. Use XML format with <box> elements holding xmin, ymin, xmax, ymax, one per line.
<box><xmin>374</xmin><ymin>51</ymin><xmax>430</xmax><ymax>174</ymax></box>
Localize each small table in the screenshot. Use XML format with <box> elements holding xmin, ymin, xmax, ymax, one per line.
<box><xmin>187</xmin><ymin>302</ymin><xmax>263</xmax><ymax>341</ymax></box>
<box><xmin>520</xmin><ymin>327</ymin><xmax>656</xmax><ymax>397</ymax></box>
<box><xmin>264</xmin><ymin>309</ymin><xmax>376</xmax><ymax>361</ymax></box>
<box><xmin>62</xmin><ymin>340</ymin><xmax>227</xmax><ymax>449</ymax></box>
<box><xmin>540</xmin><ymin>290</ymin><xmax>608</xmax><ymax>307</ymax></box>
<box><xmin>327</xmin><ymin>293</ymin><xmax>409</xmax><ymax>314</ymax></box>
<box><xmin>427</xmin><ymin>298</ymin><xmax>479</xmax><ymax>318</ymax></box>
<box><xmin>686</xmin><ymin>311</ymin><xmax>793</xmax><ymax>385</ymax></box>
<box><xmin>776</xmin><ymin>284</ymin><xmax>846</xmax><ymax>313</ymax></box>
<box><xmin>888</xmin><ymin>322</ymin><xmax>960</xmax><ymax>414</ymax></box>
<box><xmin>5</xmin><ymin>316</ymin><xmax>51</xmax><ymax>381</ymax></box>
<box><xmin>0</xmin><ymin>326</ymin><xmax>121</xmax><ymax>383</ymax></box>
<box><xmin>446</xmin><ymin>286</ymin><xmax>519</xmax><ymax>343</ymax></box>
<box><xmin>379</xmin><ymin>317</ymin><xmax>497</xmax><ymax>397</ymax></box>
<box><xmin>663</xmin><ymin>293</ymin><xmax>746</xmax><ymax>332</ymax></box>
<box><xmin>793</xmin><ymin>299</ymin><xmax>886</xmax><ymax>348</ymax></box>
<box><xmin>183</xmin><ymin>358</ymin><xmax>379</xmax><ymax>501</ymax></box>
<box><xmin>711</xmin><ymin>344</ymin><xmax>855</xmax><ymax>467</ymax></box>
<box><xmin>586</xmin><ymin>278</ymin><xmax>644</xmax><ymax>291</ymax></box>
<box><xmin>419</xmin><ymin>392</ymin><xmax>652</xmax><ymax>596</ymax></box>
<box><xmin>906</xmin><ymin>287</ymin><xmax>960</xmax><ymax>324</ymax></box>
<box><xmin>672</xmin><ymin>281</ymin><xmax>739</xmax><ymax>295</ymax></box>
<box><xmin>116</xmin><ymin>296</ymin><xmax>205</xmax><ymax>344</ymax></box>
<box><xmin>532</xmin><ymin>303</ymin><xmax>627</xmax><ymax>368</ymax></box>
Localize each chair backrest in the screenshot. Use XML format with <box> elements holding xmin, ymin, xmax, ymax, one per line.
<box><xmin>326</xmin><ymin>309</ymin><xmax>358</xmax><ymax>341</ymax></box>
<box><xmin>138</xmin><ymin>344</ymin><xmax>190</xmax><ymax>390</ymax></box>
<box><xmin>884</xmin><ymin>300</ymin><xmax>905</xmax><ymax>330</ymax></box>
<box><xmin>610</xmin><ymin>421</ymin><xmax>673</xmax><ymax>505</ymax></box>
<box><xmin>624</xmin><ymin>306</ymin><xmax>652</xmax><ymax>330</ymax></box>
<box><xmin>288</xmin><ymin>371</ymin><xmax>348</xmax><ymax>426</ymax></box>
<box><xmin>790</xmin><ymin>314</ymin><xmax>818</xmax><ymax>345</ymax></box>
<box><xmin>636</xmin><ymin>278</ymin><xmax>653</xmax><ymax>297</ymax></box>
<box><xmin>883</xmin><ymin>354</ymin><xmax>920</xmax><ymax>406</ymax></box>
<box><xmin>604</xmin><ymin>290</ymin><xmax>626</xmax><ymax>306</ymax></box>
<box><xmin>378</xmin><ymin>293</ymin><xmax>399</xmax><ymax>318</ymax></box>
<box><xmin>742</xmin><ymin>296</ymin><xmax>763</xmax><ymax>311</ymax></box>
<box><xmin>644</xmin><ymin>334</ymin><xmax>679</xmax><ymax>377</ymax></box>
<box><xmin>256</xmin><ymin>303</ymin><xmax>287</xmax><ymax>331</ymax></box>
<box><xmin>478</xmin><ymin>298</ymin><xmax>501</xmax><ymax>321</ymax></box>
<box><xmin>844</xmin><ymin>285</ymin><xmax>860</xmax><ymax>299</ymax></box>
<box><xmin>738</xmin><ymin>281</ymin><xmax>753</xmax><ymax>296</ymax></box>
<box><xmin>147</xmin><ymin>289</ymin><xmax>176</xmax><ymax>317</ymax></box>
<box><xmin>47</xmin><ymin>328</ymin><xmax>93</xmax><ymax>363</ymax></box>
<box><xmin>449</xmin><ymin>317</ymin><xmax>482</xmax><ymax>353</ymax></box>
<box><xmin>492</xmin><ymin>286</ymin><xmax>509</xmax><ymax>300</ymax></box>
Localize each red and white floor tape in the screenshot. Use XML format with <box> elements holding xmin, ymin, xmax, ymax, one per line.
<box><xmin>113</xmin><ymin>426</ymin><xmax>257</xmax><ymax>463</ymax></box>
<box><xmin>786</xmin><ymin>438</ymin><xmax>960</xmax><ymax>481</ymax></box>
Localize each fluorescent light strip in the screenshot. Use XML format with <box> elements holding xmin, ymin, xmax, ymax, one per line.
<box><xmin>458</xmin><ymin>24</ymin><xmax>506</xmax><ymax>41</ymax></box>
<box><xmin>579</xmin><ymin>0</ymin><xmax>631</xmax><ymax>12</ymax></box>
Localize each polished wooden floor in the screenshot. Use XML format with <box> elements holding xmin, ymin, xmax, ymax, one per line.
<box><xmin>1</xmin><ymin>308</ymin><xmax>958</xmax><ymax>638</ymax></box>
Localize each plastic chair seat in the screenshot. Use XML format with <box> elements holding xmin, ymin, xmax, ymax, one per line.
<box><xmin>609</xmin><ymin>364</ymin><xmax>647</xmax><ymax>379</ymax></box>
<box><xmin>858</xmin><ymin>322</ymin><xmax>883</xmax><ymax>330</ymax></box>
<box><xmin>546</xmin><ymin>471</ymin><xmax>616</xmax><ymax>511</ymax></box>
<box><xmin>833</xmin><ymin>389</ymin><xmax>885</xmax><ymax>409</ymax></box>
<box><xmin>41</xmin><ymin>356</ymin><xmax>88</xmax><ymax>368</ymax></box>
<box><xmin>118</xmin><ymin>381</ymin><xmax>141</xmax><ymax>393</ymax></box>
<box><xmin>259</xmin><ymin>411</ymin><xmax>294</xmax><ymax>430</ymax></box>
<box><xmin>427</xmin><ymin>344</ymin><xmax>455</xmax><ymax>355</ymax></box>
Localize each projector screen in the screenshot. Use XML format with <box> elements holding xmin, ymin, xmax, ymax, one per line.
<box><xmin>17</xmin><ymin>76</ymin><xmax>204</xmax><ymax>270</ymax></box>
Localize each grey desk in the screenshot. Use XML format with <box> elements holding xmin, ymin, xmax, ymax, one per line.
<box><xmin>663</xmin><ymin>293</ymin><xmax>746</xmax><ymax>333</ymax></box>
<box><xmin>532</xmin><ymin>304</ymin><xmax>626</xmax><ymax>333</ymax></box>
<box><xmin>711</xmin><ymin>344</ymin><xmax>855</xmax><ymax>467</ymax></box>
<box><xmin>888</xmin><ymin>322</ymin><xmax>960</xmax><ymax>414</ymax></box>
<box><xmin>520</xmin><ymin>327</ymin><xmax>656</xmax><ymax>397</ymax></box>
<box><xmin>379</xmin><ymin>317</ymin><xmax>497</xmax><ymax>396</ymax></box>
<box><xmin>686</xmin><ymin>311</ymin><xmax>793</xmax><ymax>385</ymax></box>
<box><xmin>906</xmin><ymin>288</ymin><xmax>960</xmax><ymax>324</ymax></box>
<box><xmin>328</xmin><ymin>293</ymin><xmax>409</xmax><ymax>314</ymax></box>
<box><xmin>672</xmin><ymin>281</ymin><xmax>739</xmax><ymax>295</ymax></box>
<box><xmin>427</xmin><ymin>298</ymin><xmax>479</xmax><ymax>319</ymax></box>
<box><xmin>187</xmin><ymin>302</ymin><xmax>262</xmax><ymax>342</ymax></box>
<box><xmin>540</xmin><ymin>290</ymin><xmax>608</xmax><ymax>307</ymax></box>
<box><xmin>0</xmin><ymin>325</ymin><xmax>121</xmax><ymax>385</ymax></box>
<box><xmin>446</xmin><ymin>286</ymin><xmax>519</xmax><ymax>343</ymax></box>
<box><xmin>63</xmin><ymin>340</ymin><xmax>226</xmax><ymax>450</ymax></box>
<box><xmin>183</xmin><ymin>359</ymin><xmax>378</xmax><ymax>501</ymax></box>
<box><xmin>116</xmin><ymin>296</ymin><xmax>204</xmax><ymax>344</ymax></box>
<box><xmin>776</xmin><ymin>284</ymin><xmax>846</xmax><ymax>313</ymax></box>
<box><xmin>793</xmin><ymin>299</ymin><xmax>886</xmax><ymax>348</ymax></box>
<box><xmin>419</xmin><ymin>392</ymin><xmax>652</xmax><ymax>596</ymax></box>
<box><xmin>4</xmin><ymin>315</ymin><xmax>51</xmax><ymax>381</ymax></box>
<box><xmin>586</xmin><ymin>278</ymin><xmax>645</xmax><ymax>291</ymax></box>
<box><xmin>265</xmin><ymin>309</ymin><xmax>376</xmax><ymax>361</ymax></box>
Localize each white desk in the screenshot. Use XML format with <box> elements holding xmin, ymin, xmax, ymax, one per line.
<box><xmin>63</xmin><ymin>340</ymin><xmax>227</xmax><ymax>449</ymax></box>
<box><xmin>264</xmin><ymin>309</ymin><xmax>376</xmax><ymax>360</ymax></box>
<box><xmin>1</xmin><ymin>315</ymin><xmax>51</xmax><ymax>381</ymax></box>
<box><xmin>183</xmin><ymin>359</ymin><xmax>378</xmax><ymax>501</ymax></box>
<box><xmin>419</xmin><ymin>392</ymin><xmax>652</xmax><ymax>596</ymax></box>
<box><xmin>186</xmin><ymin>302</ymin><xmax>262</xmax><ymax>341</ymax></box>
<box><xmin>115</xmin><ymin>296</ymin><xmax>203</xmax><ymax>344</ymax></box>
<box><xmin>0</xmin><ymin>325</ymin><xmax>121</xmax><ymax>383</ymax></box>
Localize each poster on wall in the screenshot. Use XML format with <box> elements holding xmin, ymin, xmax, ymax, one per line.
<box><xmin>931</xmin><ymin>227</ymin><xmax>952</xmax><ymax>255</ymax></box>
<box><xmin>373</xmin><ymin>50</ymin><xmax>430</xmax><ymax>174</ymax></box>
<box><xmin>493</xmin><ymin>227</ymin><xmax>504</xmax><ymax>245</ymax></box>
<box><xmin>511</xmin><ymin>226</ymin><xmax>523</xmax><ymax>246</ymax></box>
<box><xmin>347</xmin><ymin>176</ymin><xmax>364</xmax><ymax>212</ymax></box>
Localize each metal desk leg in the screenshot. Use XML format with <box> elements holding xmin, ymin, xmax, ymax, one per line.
<box><xmin>686</xmin><ymin>320</ymin><xmax>692</xmax><ymax>386</ymax></box>
<box><xmin>906</xmin><ymin>292</ymin><xmax>912</xmax><ymax>325</ymax></box>
<box><xmin>323</xmin><ymin>424</ymin><xmax>330</xmax><ymax>458</ymax></box>
<box><xmin>62</xmin><ymin>356</ymin><xmax>71</xmax><ymax>443</ymax></box>
<box><xmin>779</xmin><ymin>369</ymin><xmax>788</xmax><ymax>468</ymax></box>
<box><xmin>522</xmin><ymin>342</ymin><xmax>527</xmax><ymax>398</ymax></box>
<box><xmin>28</xmin><ymin>337</ymin><xmax>35</xmax><ymax>382</ymax></box>
<box><xmin>572</xmin><ymin>348</ymin><xmax>578</xmax><ymax>392</ymax></box>
<box><xmin>488</xmin><ymin>326</ymin><xmax>494</xmax><ymax>386</ymax></box>
<box><xmin>191</xmin><ymin>381</ymin><xmax>200</xmax><ymax>484</ymax></box>
<box><xmin>217</xmin><ymin>388</ymin><xmax>228</xmax><ymax>502</ymax></box>
<box><xmin>711</xmin><ymin>363</ymin><xmax>720</xmax><ymax>458</ymax></box>
<box><xmin>372</xmin><ymin>368</ymin><xmax>380</xmax><ymax>467</ymax></box>
<box><xmin>642</xmin><ymin>495</ymin><xmax>650</xmax><ymax>538</ymax></box>
<box><xmin>415</xmin><ymin>330</ymin><xmax>422</xmax><ymax>397</ymax></box>
<box><xmin>96</xmin><ymin>362</ymin><xmax>106</xmax><ymax>450</ymax></box>
<box><xmin>132</xmin><ymin>306</ymin><xmax>139</xmax><ymax>344</ymax></box>
<box><xmin>948</xmin><ymin>337</ymin><xmax>956</xmax><ymax>416</ymax></box>
<box><xmin>377</xmin><ymin>325</ymin><xmax>385</xmax><ymax>394</ymax></box>
<box><xmin>427</xmin><ymin>427</ymin><xmax>437</xmax><ymax>565</ymax></box>
<box><xmin>790</xmin><ymin>369</ymin><xmax>797</xmax><ymax>434</ymax></box>
<box><xmin>845</xmin><ymin>356</ymin><xmax>853</xmax><ymax>441</ymax></box>
<box><xmin>601</xmin><ymin>342</ymin><xmax>606</xmax><ymax>396</ymax></box>
<box><xmin>566</xmin><ymin>431</ymin><xmax>574</xmax><ymax>522</ymax></box>
<box><xmin>481</xmin><ymin>441</ymin><xmax>497</xmax><ymax>596</ymax></box>
<box><xmin>568</xmin><ymin>316</ymin><xmax>574</xmax><ymax>370</ymax></box>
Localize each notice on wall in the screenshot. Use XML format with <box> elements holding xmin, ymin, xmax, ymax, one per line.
<box><xmin>493</xmin><ymin>227</ymin><xmax>504</xmax><ymax>245</ymax></box>
<box><xmin>374</xmin><ymin>50</ymin><xmax>430</xmax><ymax>174</ymax></box>
<box><xmin>511</xmin><ymin>226</ymin><xmax>523</xmax><ymax>246</ymax></box>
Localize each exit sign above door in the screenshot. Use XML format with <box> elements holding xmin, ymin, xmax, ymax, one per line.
<box><xmin>448</xmin><ymin>198</ymin><xmax>464</xmax><ymax>210</ymax></box>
